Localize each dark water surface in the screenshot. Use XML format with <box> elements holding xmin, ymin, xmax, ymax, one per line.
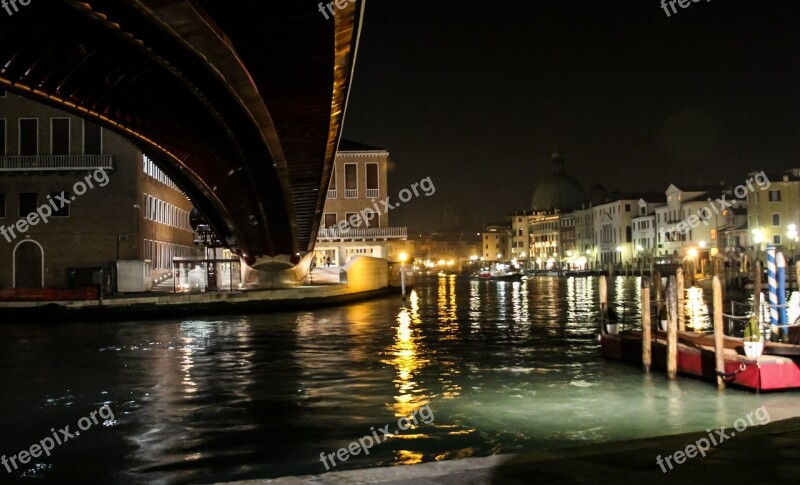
<box><xmin>1</xmin><ymin>276</ymin><xmax>798</xmax><ymax>483</ymax></box>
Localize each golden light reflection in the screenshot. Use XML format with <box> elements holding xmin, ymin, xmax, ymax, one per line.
<box><xmin>685</xmin><ymin>286</ymin><xmax>710</xmax><ymax>331</ymax></box>
<box><xmin>382</xmin><ymin>291</ymin><xmax>431</xmax><ymax>418</ymax></box>
<box><xmin>437</xmin><ymin>276</ymin><xmax>458</xmax><ymax>332</ymax></box>
<box><xmin>436</xmin><ymin>277</ymin><xmax>462</xmax><ymax>398</ymax></box>
<box><xmin>396</xmin><ymin>450</ymin><xmax>424</xmax><ymax>465</ymax></box>
<box><xmin>469</xmin><ymin>280</ymin><xmax>482</xmax><ymax>332</ymax></box>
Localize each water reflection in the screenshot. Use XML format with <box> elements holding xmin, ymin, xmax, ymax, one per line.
<box><xmin>383</xmin><ymin>290</ymin><xmax>430</xmax><ymax>419</ymax></box>
<box><xmin>685</xmin><ymin>286</ymin><xmax>710</xmax><ymax>331</ymax></box>
<box><xmin>1</xmin><ymin>276</ymin><xmax>797</xmax><ymax>484</ymax></box>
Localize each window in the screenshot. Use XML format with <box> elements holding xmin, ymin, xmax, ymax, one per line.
<box><xmin>51</xmin><ymin>118</ymin><xmax>70</xmax><ymax>155</ymax></box>
<box><xmin>19</xmin><ymin>193</ymin><xmax>37</xmax><ymax>217</ymax></box>
<box><xmin>772</xmin><ymin>213</ymin><xmax>780</xmax><ymax>226</ymax></box>
<box><xmin>769</xmin><ymin>190</ymin><xmax>781</xmax><ymax>202</ymax></box>
<box><xmin>774</xmin><ymin>235</ymin><xmax>782</xmax><ymax>245</ymax></box>
<box><xmin>344</xmin><ymin>163</ymin><xmax>358</xmax><ymax>198</ymax></box>
<box><xmin>323</xmin><ymin>213</ymin><xmax>337</xmax><ymax>229</ymax></box>
<box><xmin>625</xmin><ymin>204</ymin><xmax>631</xmax><ymax>212</ymax></box>
<box><xmin>19</xmin><ymin>119</ymin><xmax>38</xmax><ymax>156</ymax></box>
<box><xmin>0</xmin><ymin>119</ymin><xmax>5</xmax><ymax>156</ymax></box>
<box><xmin>366</xmin><ymin>163</ymin><xmax>379</xmax><ymax>198</ymax></box>
<box><xmin>51</xmin><ymin>191</ymin><xmax>70</xmax><ymax>217</ymax></box>
<box><xmin>345</xmin><ymin>212</ymin><xmax>360</xmax><ymax>227</ymax></box>
<box><xmin>83</xmin><ymin>120</ymin><xmax>102</xmax><ymax>154</ymax></box>
<box><xmin>0</xmin><ymin>193</ymin><xmax>5</xmax><ymax>218</ymax></box>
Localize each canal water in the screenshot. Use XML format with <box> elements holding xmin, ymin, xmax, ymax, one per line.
<box><xmin>1</xmin><ymin>276</ymin><xmax>799</xmax><ymax>484</ymax></box>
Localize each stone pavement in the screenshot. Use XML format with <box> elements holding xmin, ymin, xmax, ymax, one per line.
<box><xmin>218</xmin><ymin>416</ymin><xmax>800</xmax><ymax>484</ymax></box>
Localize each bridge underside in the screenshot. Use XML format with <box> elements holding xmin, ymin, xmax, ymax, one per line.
<box><xmin>0</xmin><ymin>0</ymin><xmax>363</xmax><ymax>266</ymax></box>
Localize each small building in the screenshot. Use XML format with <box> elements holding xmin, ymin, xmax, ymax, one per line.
<box><xmin>747</xmin><ymin>169</ymin><xmax>800</xmax><ymax>256</ymax></box>
<box><xmin>0</xmin><ymin>91</ymin><xmax>200</xmax><ymax>290</ymax></box>
<box><xmin>482</xmin><ymin>222</ymin><xmax>512</xmax><ymax>261</ymax></box>
<box><xmin>631</xmin><ymin>198</ymin><xmax>663</xmax><ymax>268</ymax></box>
<box><xmin>313</xmin><ymin>140</ymin><xmax>408</xmax><ymax>266</ymax></box>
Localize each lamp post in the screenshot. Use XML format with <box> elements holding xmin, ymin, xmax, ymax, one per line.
<box><xmin>752</xmin><ymin>228</ymin><xmax>764</xmax><ymax>273</ymax></box>
<box><xmin>787</xmin><ymin>224</ymin><xmax>798</xmax><ymax>262</ymax></box>
<box><xmin>698</xmin><ymin>241</ymin><xmax>707</xmax><ymax>277</ymax></box>
<box><xmin>399</xmin><ymin>252</ymin><xmax>408</xmax><ymax>301</ymax></box>
<box><xmin>687</xmin><ymin>247</ymin><xmax>699</xmax><ymax>285</ymax></box>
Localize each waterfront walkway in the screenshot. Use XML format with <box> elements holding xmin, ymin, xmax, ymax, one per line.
<box><xmin>224</xmin><ymin>415</ymin><xmax>800</xmax><ymax>484</ymax></box>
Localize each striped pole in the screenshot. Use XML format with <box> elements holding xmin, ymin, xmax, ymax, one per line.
<box><xmin>777</xmin><ymin>252</ymin><xmax>788</xmax><ymax>336</ymax></box>
<box><xmin>767</xmin><ymin>246</ymin><xmax>778</xmax><ymax>326</ymax></box>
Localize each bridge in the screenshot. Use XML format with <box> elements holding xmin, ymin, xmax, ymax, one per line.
<box><xmin>0</xmin><ymin>0</ymin><xmax>364</xmax><ymax>269</ymax></box>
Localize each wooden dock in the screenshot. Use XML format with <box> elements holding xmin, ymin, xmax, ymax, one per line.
<box><xmin>601</xmin><ymin>330</ymin><xmax>800</xmax><ymax>391</ymax></box>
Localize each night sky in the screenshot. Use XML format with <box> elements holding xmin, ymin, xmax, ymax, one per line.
<box><xmin>342</xmin><ymin>0</ymin><xmax>800</xmax><ymax>232</ymax></box>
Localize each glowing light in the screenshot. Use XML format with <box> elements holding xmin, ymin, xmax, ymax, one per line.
<box><xmin>699</xmin><ymin>241</ymin><xmax>707</xmax><ymax>249</ymax></box>
<box><xmin>688</xmin><ymin>248</ymin><xmax>699</xmax><ymax>259</ymax></box>
<box><xmin>399</xmin><ymin>252</ymin><xmax>408</xmax><ymax>263</ymax></box>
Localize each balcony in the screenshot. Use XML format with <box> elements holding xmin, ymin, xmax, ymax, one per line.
<box><xmin>0</xmin><ymin>154</ymin><xmax>114</xmax><ymax>171</ymax></box>
<box><xmin>318</xmin><ymin>226</ymin><xmax>407</xmax><ymax>240</ymax></box>
<box><xmin>345</xmin><ymin>189</ymin><xmax>358</xmax><ymax>198</ymax></box>
<box><xmin>327</xmin><ymin>189</ymin><xmax>337</xmax><ymax>199</ymax></box>
<box><xmin>366</xmin><ymin>188</ymin><xmax>379</xmax><ymax>198</ymax></box>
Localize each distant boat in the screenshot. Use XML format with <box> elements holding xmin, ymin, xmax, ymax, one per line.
<box><xmin>489</xmin><ymin>267</ymin><xmax>523</xmax><ymax>281</ymax></box>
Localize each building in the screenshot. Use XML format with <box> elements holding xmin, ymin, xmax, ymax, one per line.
<box><xmin>655</xmin><ymin>184</ymin><xmax>746</xmax><ymax>263</ymax></box>
<box><xmin>747</xmin><ymin>169</ymin><xmax>800</xmax><ymax>258</ymax></box>
<box><xmin>631</xmin><ymin>198</ymin><xmax>663</xmax><ymax>268</ymax></box>
<box><xmin>527</xmin><ymin>152</ymin><xmax>587</xmax><ymax>269</ymax></box>
<box><xmin>410</xmin><ymin>231</ymin><xmax>481</xmax><ymax>270</ymax></box>
<box><xmin>481</xmin><ymin>222</ymin><xmax>512</xmax><ymax>261</ymax></box>
<box><xmin>592</xmin><ymin>197</ymin><xmax>637</xmax><ymax>266</ymax></box>
<box><xmin>0</xmin><ymin>91</ymin><xmax>200</xmax><ymax>290</ymax></box>
<box><xmin>509</xmin><ymin>211</ymin><xmax>533</xmax><ymax>264</ymax></box>
<box><xmin>313</xmin><ymin>140</ymin><xmax>407</xmax><ymax>266</ymax></box>
<box><xmin>530</xmin><ymin>152</ymin><xmax>587</xmax><ymax>213</ymax></box>
<box><xmin>530</xmin><ymin>212</ymin><xmax>561</xmax><ymax>268</ymax></box>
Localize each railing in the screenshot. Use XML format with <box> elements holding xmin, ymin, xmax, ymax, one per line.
<box><xmin>345</xmin><ymin>189</ymin><xmax>358</xmax><ymax>198</ymax></box>
<box><xmin>366</xmin><ymin>188</ymin><xmax>379</xmax><ymax>198</ymax></box>
<box><xmin>327</xmin><ymin>189</ymin><xmax>337</xmax><ymax>199</ymax></box>
<box><xmin>318</xmin><ymin>226</ymin><xmax>407</xmax><ymax>240</ymax></box>
<box><xmin>0</xmin><ymin>154</ymin><xmax>114</xmax><ymax>171</ymax></box>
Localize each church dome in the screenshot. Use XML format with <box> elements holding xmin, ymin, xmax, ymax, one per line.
<box><xmin>531</xmin><ymin>152</ymin><xmax>587</xmax><ymax>212</ymax></box>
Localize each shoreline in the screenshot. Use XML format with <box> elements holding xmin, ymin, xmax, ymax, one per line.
<box><xmin>221</xmin><ymin>414</ymin><xmax>800</xmax><ymax>484</ymax></box>
<box><xmin>0</xmin><ymin>284</ymin><xmax>396</xmax><ymax>323</ymax></box>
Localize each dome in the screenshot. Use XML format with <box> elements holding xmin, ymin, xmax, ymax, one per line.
<box><xmin>531</xmin><ymin>152</ymin><xmax>587</xmax><ymax>212</ymax></box>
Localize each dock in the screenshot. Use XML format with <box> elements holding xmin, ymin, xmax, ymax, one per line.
<box><xmin>600</xmin><ymin>330</ymin><xmax>800</xmax><ymax>391</ymax></box>
<box><xmin>599</xmin><ymin>269</ymin><xmax>800</xmax><ymax>392</ymax></box>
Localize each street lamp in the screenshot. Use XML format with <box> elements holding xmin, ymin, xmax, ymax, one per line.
<box><xmin>752</xmin><ymin>228</ymin><xmax>764</xmax><ymax>264</ymax></box>
<box><xmin>787</xmin><ymin>224</ymin><xmax>798</xmax><ymax>261</ymax></box>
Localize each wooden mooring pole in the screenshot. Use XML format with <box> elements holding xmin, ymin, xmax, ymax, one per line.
<box><xmin>642</xmin><ymin>277</ymin><xmax>652</xmax><ymax>373</ymax></box>
<box><xmin>754</xmin><ymin>260</ymin><xmax>762</xmax><ymax>324</ymax></box>
<box><xmin>713</xmin><ymin>276</ymin><xmax>726</xmax><ymax>390</ymax></box>
<box><xmin>667</xmin><ymin>276</ymin><xmax>678</xmax><ymax>380</ymax></box>
<box><xmin>654</xmin><ymin>270</ymin><xmax>662</xmax><ymax>316</ymax></box>
<box><xmin>676</xmin><ymin>267</ymin><xmax>685</xmax><ymax>331</ymax></box>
